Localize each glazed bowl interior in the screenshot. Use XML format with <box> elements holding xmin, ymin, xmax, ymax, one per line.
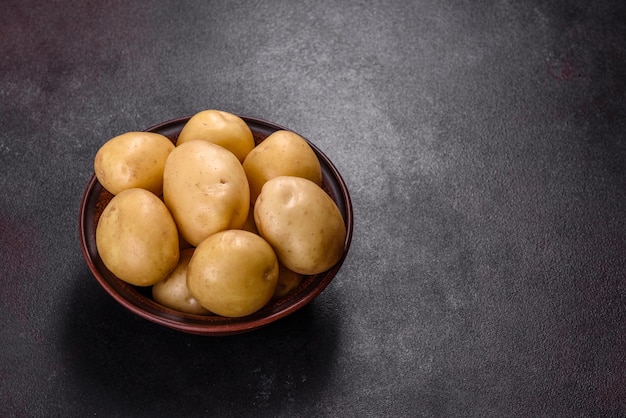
<box><xmin>79</xmin><ymin>115</ymin><xmax>353</xmax><ymax>336</ymax></box>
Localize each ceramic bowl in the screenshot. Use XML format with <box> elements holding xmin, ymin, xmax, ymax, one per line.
<box><xmin>79</xmin><ymin>115</ymin><xmax>353</xmax><ymax>336</ymax></box>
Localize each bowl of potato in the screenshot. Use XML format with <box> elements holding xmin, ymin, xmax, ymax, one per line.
<box><xmin>79</xmin><ymin>110</ymin><xmax>353</xmax><ymax>336</ymax></box>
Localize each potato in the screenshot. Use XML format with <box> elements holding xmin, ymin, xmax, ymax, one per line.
<box><xmin>94</xmin><ymin>131</ymin><xmax>174</xmax><ymax>195</ymax></box>
<box><xmin>152</xmin><ymin>249</ymin><xmax>210</xmax><ymax>315</ymax></box>
<box><xmin>96</xmin><ymin>188</ymin><xmax>179</xmax><ymax>286</ymax></box>
<box><xmin>254</xmin><ymin>176</ymin><xmax>346</xmax><ymax>275</ymax></box>
<box><xmin>273</xmin><ymin>264</ymin><xmax>303</xmax><ymax>299</ymax></box>
<box><xmin>176</xmin><ymin>109</ymin><xmax>254</xmax><ymax>163</ymax></box>
<box><xmin>163</xmin><ymin>140</ymin><xmax>250</xmax><ymax>247</ymax></box>
<box><xmin>187</xmin><ymin>230</ymin><xmax>279</xmax><ymax>317</ymax></box>
<box><xmin>243</xmin><ymin>130</ymin><xmax>322</xmax><ymax>204</ymax></box>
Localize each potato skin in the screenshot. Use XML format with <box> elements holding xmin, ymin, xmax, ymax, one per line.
<box><xmin>176</xmin><ymin>109</ymin><xmax>254</xmax><ymax>163</ymax></box>
<box><xmin>187</xmin><ymin>230</ymin><xmax>279</xmax><ymax>318</ymax></box>
<box><xmin>152</xmin><ymin>248</ymin><xmax>211</xmax><ymax>315</ymax></box>
<box><xmin>95</xmin><ymin>188</ymin><xmax>180</xmax><ymax>286</ymax></box>
<box><xmin>243</xmin><ymin>130</ymin><xmax>322</xmax><ymax>204</ymax></box>
<box><xmin>273</xmin><ymin>264</ymin><xmax>303</xmax><ymax>299</ymax></box>
<box><xmin>254</xmin><ymin>176</ymin><xmax>346</xmax><ymax>275</ymax></box>
<box><xmin>163</xmin><ymin>140</ymin><xmax>250</xmax><ymax>247</ymax></box>
<box><xmin>94</xmin><ymin>131</ymin><xmax>174</xmax><ymax>195</ymax></box>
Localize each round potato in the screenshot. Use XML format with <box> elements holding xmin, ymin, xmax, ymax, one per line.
<box><xmin>243</xmin><ymin>130</ymin><xmax>322</xmax><ymax>204</ymax></box>
<box><xmin>273</xmin><ymin>264</ymin><xmax>303</xmax><ymax>299</ymax></box>
<box><xmin>152</xmin><ymin>249</ymin><xmax>210</xmax><ymax>315</ymax></box>
<box><xmin>96</xmin><ymin>188</ymin><xmax>179</xmax><ymax>286</ymax></box>
<box><xmin>163</xmin><ymin>140</ymin><xmax>250</xmax><ymax>247</ymax></box>
<box><xmin>94</xmin><ymin>131</ymin><xmax>174</xmax><ymax>195</ymax></box>
<box><xmin>176</xmin><ymin>109</ymin><xmax>255</xmax><ymax>163</ymax></box>
<box><xmin>187</xmin><ymin>230</ymin><xmax>279</xmax><ymax>318</ymax></box>
<box><xmin>254</xmin><ymin>176</ymin><xmax>346</xmax><ymax>275</ymax></box>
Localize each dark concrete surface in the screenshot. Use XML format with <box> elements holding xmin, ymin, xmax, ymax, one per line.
<box><xmin>1</xmin><ymin>0</ymin><xmax>625</xmax><ymax>416</ymax></box>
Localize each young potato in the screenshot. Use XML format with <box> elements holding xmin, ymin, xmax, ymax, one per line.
<box><xmin>163</xmin><ymin>140</ymin><xmax>250</xmax><ymax>247</ymax></box>
<box><xmin>94</xmin><ymin>131</ymin><xmax>174</xmax><ymax>195</ymax></box>
<box><xmin>187</xmin><ymin>230</ymin><xmax>279</xmax><ymax>318</ymax></box>
<box><xmin>243</xmin><ymin>130</ymin><xmax>322</xmax><ymax>204</ymax></box>
<box><xmin>176</xmin><ymin>109</ymin><xmax>255</xmax><ymax>163</ymax></box>
<box><xmin>273</xmin><ymin>264</ymin><xmax>303</xmax><ymax>300</ymax></box>
<box><xmin>96</xmin><ymin>188</ymin><xmax>180</xmax><ymax>286</ymax></box>
<box><xmin>254</xmin><ymin>176</ymin><xmax>346</xmax><ymax>275</ymax></box>
<box><xmin>152</xmin><ymin>249</ymin><xmax>211</xmax><ymax>315</ymax></box>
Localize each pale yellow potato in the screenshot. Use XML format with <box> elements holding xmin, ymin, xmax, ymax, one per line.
<box><xmin>152</xmin><ymin>249</ymin><xmax>210</xmax><ymax>315</ymax></box>
<box><xmin>243</xmin><ymin>130</ymin><xmax>322</xmax><ymax>204</ymax></box>
<box><xmin>94</xmin><ymin>131</ymin><xmax>174</xmax><ymax>195</ymax></box>
<box><xmin>187</xmin><ymin>230</ymin><xmax>279</xmax><ymax>318</ymax></box>
<box><xmin>96</xmin><ymin>188</ymin><xmax>179</xmax><ymax>286</ymax></box>
<box><xmin>163</xmin><ymin>140</ymin><xmax>250</xmax><ymax>247</ymax></box>
<box><xmin>254</xmin><ymin>176</ymin><xmax>346</xmax><ymax>275</ymax></box>
<box><xmin>176</xmin><ymin>109</ymin><xmax>254</xmax><ymax>163</ymax></box>
<box><xmin>273</xmin><ymin>264</ymin><xmax>303</xmax><ymax>299</ymax></box>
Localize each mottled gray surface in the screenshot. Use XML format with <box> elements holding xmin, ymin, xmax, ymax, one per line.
<box><xmin>1</xmin><ymin>0</ymin><xmax>625</xmax><ymax>416</ymax></box>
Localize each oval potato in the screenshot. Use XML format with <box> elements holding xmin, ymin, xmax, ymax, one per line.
<box><xmin>187</xmin><ymin>230</ymin><xmax>279</xmax><ymax>318</ymax></box>
<box><xmin>254</xmin><ymin>176</ymin><xmax>346</xmax><ymax>275</ymax></box>
<box><xmin>152</xmin><ymin>248</ymin><xmax>211</xmax><ymax>315</ymax></box>
<box><xmin>96</xmin><ymin>188</ymin><xmax>179</xmax><ymax>286</ymax></box>
<box><xmin>94</xmin><ymin>131</ymin><xmax>174</xmax><ymax>195</ymax></box>
<box><xmin>176</xmin><ymin>109</ymin><xmax>254</xmax><ymax>163</ymax></box>
<box><xmin>273</xmin><ymin>264</ymin><xmax>303</xmax><ymax>299</ymax></box>
<box><xmin>243</xmin><ymin>130</ymin><xmax>322</xmax><ymax>204</ymax></box>
<box><xmin>163</xmin><ymin>140</ymin><xmax>250</xmax><ymax>247</ymax></box>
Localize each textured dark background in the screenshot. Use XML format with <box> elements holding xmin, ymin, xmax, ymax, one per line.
<box><xmin>1</xmin><ymin>0</ymin><xmax>625</xmax><ymax>416</ymax></box>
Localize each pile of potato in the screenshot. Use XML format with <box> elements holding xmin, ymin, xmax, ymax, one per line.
<box><xmin>93</xmin><ymin>110</ymin><xmax>346</xmax><ymax>318</ymax></box>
